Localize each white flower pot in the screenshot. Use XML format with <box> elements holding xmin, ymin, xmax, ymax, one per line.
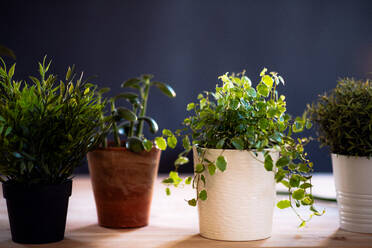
<box><xmin>193</xmin><ymin>147</ymin><xmax>278</xmax><ymax>241</ymax></box>
<box><xmin>331</xmin><ymin>154</ymin><xmax>372</xmax><ymax>233</ymax></box>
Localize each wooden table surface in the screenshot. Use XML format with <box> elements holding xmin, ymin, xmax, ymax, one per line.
<box><xmin>0</xmin><ymin>174</ymin><xmax>372</xmax><ymax>248</ymax></box>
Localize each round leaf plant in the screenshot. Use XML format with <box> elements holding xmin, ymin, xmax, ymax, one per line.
<box><xmin>162</xmin><ymin>68</ymin><xmax>324</xmax><ymax>226</ymax></box>
<box><xmin>96</xmin><ymin>74</ymin><xmax>176</xmax><ymax>152</ymax></box>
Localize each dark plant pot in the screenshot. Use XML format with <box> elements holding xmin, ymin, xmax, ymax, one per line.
<box><xmin>2</xmin><ymin>180</ymin><xmax>72</xmax><ymax>244</ymax></box>
<box><xmin>87</xmin><ymin>147</ymin><xmax>161</xmax><ymax>228</ymax></box>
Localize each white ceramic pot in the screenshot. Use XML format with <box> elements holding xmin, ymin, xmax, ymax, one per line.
<box><xmin>331</xmin><ymin>154</ymin><xmax>372</xmax><ymax>233</ymax></box>
<box><xmin>193</xmin><ymin>147</ymin><xmax>278</xmax><ymax>241</ymax></box>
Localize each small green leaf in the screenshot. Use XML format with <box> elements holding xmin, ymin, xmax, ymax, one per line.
<box><xmin>155</xmin><ymin>137</ymin><xmax>167</xmax><ymax>150</ymax></box>
<box><xmin>199</xmin><ymin>189</ymin><xmax>207</xmax><ymax>201</ymax></box>
<box><xmin>257</xmin><ymin>82</ymin><xmax>269</xmax><ymax>97</ymax></box>
<box><xmin>138</xmin><ymin>116</ymin><xmax>158</xmax><ymax>134</ymax></box>
<box><xmin>175</xmin><ymin>156</ymin><xmax>189</xmax><ymax>165</ymax></box>
<box><xmin>169</xmin><ymin>171</ymin><xmax>182</xmax><ymax>186</ymax></box>
<box><xmin>126</xmin><ymin>137</ymin><xmax>145</xmax><ymax>152</ymax></box>
<box><xmin>276</xmin><ymin>156</ymin><xmax>290</xmax><ymax>167</ymax></box>
<box><xmin>216</xmin><ymin>138</ymin><xmax>226</xmax><ymax>149</ymax></box>
<box><xmin>262</xmin><ymin>75</ymin><xmax>274</xmax><ymax>88</ymax></box>
<box><xmin>231</xmin><ymin>137</ymin><xmax>244</xmax><ymax>150</ymax></box>
<box><xmin>182</xmin><ymin>136</ymin><xmax>191</xmax><ymax>150</ymax></box>
<box><xmin>289</xmin><ymin>174</ymin><xmax>301</xmax><ymax>187</ymax></box>
<box><xmin>152</xmin><ymin>81</ymin><xmax>176</xmax><ymax>98</ymax></box>
<box><xmin>195</xmin><ymin>163</ymin><xmax>205</xmax><ymax>173</ymax></box>
<box><xmin>292</xmin><ymin>188</ymin><xmax>305</xmax><ymax>200</ymax></box>
<box><xmin>188</xmin><ymin>198</ymin><xmax>197</xmax><ymax>206</ymax></box>
<box><xmin>166</xmin><ymin>187</ymin><xmax>171</xmax><ymax>196</ymax></box>
<box><xmin>187</xmin><ymin>103</ymin><xmax>195</xmax><ymax>111</ymax></box>
<box><xmin>162</xmin><ymin>129</ymin><xmax>173</xmax><ymax>136</ymax></box>
<box><xmin>277</xmin><ymin>200</ymin><xmax>291</xmax><ymax>209</ymax></box>
<box><xmin>264</xmin><ymin>154</ymin><xmax>273</xmax><ymax>171</ymax></box>
<box><xmin>167</xmin><ymin>135</ymin><xmax>177</xmax><ymax>149</ymax></box>
<box><xmin>208</xmin><ymin>163</ymin><xmax>216</xmax><ymax>175</ymax></box>
<box><xmin>299</xmin><ymin>221</ymin><xmax>306</xmax><ymax>228</ymax></box>
<box><xmin>185</xmin><ymin>176</ymin><xmax>192</xmax><ymax>184</ymax></box>
<box><xmin>121</xmin><ymin>78</ymin><xmax>141</xmax><ymax>89</ymax></box>
<box><xmin>216</xmin><ymin>156</ymin><xmax>227</xmax><ymax>172</ymax></box>
<box><xmin>143</xmin><ymin>139</ymin><xmax>153</xmax><ymax>152</ymax></box>
<box><xmin>116</xmin><ymin>107</ymin><xmax>137</xmax><ymax>121</ymax></box>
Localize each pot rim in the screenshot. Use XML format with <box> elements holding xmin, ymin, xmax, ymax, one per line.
<box><xmin>331</xmin><ymin>153</ymin><xmax>372</xmax><ymax>160</ymax></box>
<box><xmin>193</xmin><ymin>145</ymin><xmax>278</xmax><ymax>153</ymax></box>
<box><xmin>92</xmin><ymin>145</ymin><xmax>160</xmax><ymax>153</ymax></box>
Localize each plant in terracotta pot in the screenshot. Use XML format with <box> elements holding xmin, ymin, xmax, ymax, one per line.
<box><xmin>87</xmin><ymin>74</ymin><xmax>176</xmax><ymax>228</ymax></box>
<box><xmin>162</xmin><ymin>69</ymin><xmax>323</xmax><ymax>241</ymax></box>
<box><xmin>307</xmin><ymin>78</ymin><xmax>372</xmax><ymax>233</ymax></box>
<box><xmin>0</xmin><ymin>57</ymin><xmax>106</xmax><ymax>244</ymax></box>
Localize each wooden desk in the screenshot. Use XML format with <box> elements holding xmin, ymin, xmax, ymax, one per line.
<box><xmin>0</xmin><ymin>175</ymin><xmax>372</xmax><ymax>248</ymax></box>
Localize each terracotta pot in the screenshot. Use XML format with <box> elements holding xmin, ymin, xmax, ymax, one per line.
<box><xmin>87</xmin><ymin>146</ymin><xmax>161</xmax><ymax>228</ymax></box>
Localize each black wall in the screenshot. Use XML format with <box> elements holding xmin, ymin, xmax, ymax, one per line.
<box><xmin>2</xmin><ymin>0</ymin><xmax>372</xmax><ymax>173</ymax></box>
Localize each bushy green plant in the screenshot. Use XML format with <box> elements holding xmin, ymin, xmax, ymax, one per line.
<box><xmin>0</xmin><ymin>57</ymin><xmax>107</xmax><ymax>185</ymax></box>
<box><xmin>162</xmin><ymin>69</ymin><xmax>323</xmax><ymax>226</ymax></box>
<box><xmin>96</xmin><ymin>74</ymin><xmax>176</xmax><ymax>152</ymax></box>
<box><xmin>307</xmin><ymin>78</ymin><xmax>372</xmax><ymax>157</ymax></box>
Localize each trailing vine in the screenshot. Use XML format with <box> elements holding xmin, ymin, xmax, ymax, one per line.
<box><xmin>162</xmin><ymin>68</ymin><xmax>324</xmax><ymax>226</ymax></box>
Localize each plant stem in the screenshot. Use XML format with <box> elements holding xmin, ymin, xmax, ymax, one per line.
<box><xmin>111</xmin><ymin>100</ymin><xmax>120</xmax><ymax>147</ymax></box>
<box><xmin>129</xmin><ymin>105</ymin><xmax>138</xmax><ymax>137</ymax></box>
<box><xmin>136</xmin><ymin>79</ymin><xmax>150</xmax><ymax>137</ymax></box>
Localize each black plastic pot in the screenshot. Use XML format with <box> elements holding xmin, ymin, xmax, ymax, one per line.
<box><xmin>2</xmin><ymin>180</ymin><xmax>72</xmax><ymax>244</ymax></box>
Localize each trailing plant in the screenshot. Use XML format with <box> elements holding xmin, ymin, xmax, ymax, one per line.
<box><xmin>162</xmin><ymin>68</ymin><xmax>324</xmax><ymax>226</ymax></box>
<box><xmin>96</xmin><ymin>74</ymin><xmax>176</xmax><ymax>152</ymax></box>
<box><xmin>0</xmin><ymin>57</ymin><xmax>108</xmax><ymax>185</ymax></box>
<box><xmin>307</xmin><ymin>78</ymin><xmax>372</xmax><ymax>157</ymax></box>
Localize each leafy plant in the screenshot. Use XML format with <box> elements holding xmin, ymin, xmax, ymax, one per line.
<box><xmin>0</xmin><ymin>57</ymin><xmax>107</xmax><ymax>185</ymax></box>
<box><xmin>96</xmin><ymin>74</ymin><xmax>176</xmax><ymax>152</ymax></box>
<box><xmin>307</xmin><ymin>78</ymin><xmax>372</xmax><ymax>157</ymax></box>
<box><xmin>162</xmin><ymin>68</ymin><xmax>323</xmax><ymax>226</ymax></box>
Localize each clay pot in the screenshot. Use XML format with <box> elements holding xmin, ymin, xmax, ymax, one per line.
<box><xmin>87</xmin><ymin>146</ymin><xmax>161</xmax><ymax>228</ymax></box>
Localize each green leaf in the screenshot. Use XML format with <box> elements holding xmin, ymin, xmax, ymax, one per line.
<box><xmin>216</xmin><ymin>138</ymin><xmax>226</xmax><ymax>149</ymax></box>
<box><xmin>299</xmin><ymin>221</ymin><xmax>306</xmax><ymax>228</ymax></box>
<box><xmin>199</xmin><ymin>189</ymin><xmax>207</xmax><ymax>201</ymax></box>
<box><xmin>143</xmin><ymin>139</ymin><xmax>153</xmax><ymax>152</ymax></box>
<box><xmin>187</xmin><ymin>103</ymin><xmax>195</xmax><ymax>111</ymax></box>
<box><xmin>276</xmin><ymin>156</ymin><xmax>290</xmax><ymax>167</ymax></box>
<box><xmin>175</xmin><ymin>156</ymin><xmax>189</xmax><ymax>165</ymax></box>
<box><xmin>246</xmin><ymin>87</ymin><xmax>257</xmax><ymax>97</ymax></box>
<box><xmin>289</xmin><ymin>174</ymin><xmax>301</xmax><ymax>187</ymax></box>
<box><xmin>167</xmin><ymin>135</ymin><xmax>177</xmax><ymax>149</ymax></box>
<box><xmin>188</xmin><ymin>198</ymin><xmax>197</xmax><ymax>206</ymax></box>
<box><xmin>98</xmin><ymin>87</ymin><xmax>110</xmax><ymax>94</ymax></box>
<box><xmin>182</xmin><ymin>136</ymin><xmax>191</xmax><ymax>150</ymax></box>
<box><xmin>260</xmin><ymin>68</ymin><xmax>267</xmax><ymax>76</ymax></box>
<box><xmin>162</xmin><ymin>129</ymin><xmax>173</xmax><ymax>136</ymax></box>
<box><xmin>262</xmin><ymin>75</ymin><xmax>274</xmax><ymax>88</ymax></box>
<box><xmin>152</xmin><ymin>81</ymin><xmax>176</xmax><ymax>98</ymax></box>
<box><xmin>116</xmin><ymin>107</ymin><xmax>137</xmax><ymax>121</ymax></box>
<box><xmin>121</xmin><ymin>78</ymin><xmax>141</xmax><ymax>89</ymax></box>
<box><xmin>126</xmin><ymin>137</ymin><xmax>144</xmax><ymax>153</ymax></box>
<box><xmin>216</xmin><ymin>156</ymin><xmax>227</xmax><ymax>172</ymax></box>
<box><xmin>300</xmin><ymin>183</ymin><xmax>312</xmax><ymax>189</ymax></box>
<box><xmin>277</xmin><ymin>200</ymin><xmax>291</xmax><ymax>209</ymax></box>
<box><xmin>208</xmin><ymin>163</ymin><xmax>216</xmax><ymax>175</ymax></box>
<box><xmin>185</xmin><ymin>176</ymin><xmax>192</xmax><ymax>184</ymax></box>
<box><xmin>155</xmin><ymin>137</ymin><xmax>167</xmax><ymax>150</ymax></box>
<box><xmin>264</xmin><ymin>154</ymin><xmax>273</xmax><ymax>171</ymax></box>
<box><xmin>292</xmin><ymin>188</ymin><xmax>305</xmax><ymax>200</ymax></box>
<box><xmin>169</xmin><ymin>171</ymin><xmax>182</xmax><ymax>186</ymax></box>
<box><xmin>166</xmin><ymin>187</ymin><xmax>171</xmax><ymax>196</ymax></box>
<box><xmin>231</xmin><ymin>137</ymin><xmax>244</xmax><ymax>150</ymax></box>
<box><xmin>138</xmin><ymin>116</ymin><xmax>158</xmax><ymax>134</ymax></box>
<box><xmin>195</xmin><ymin>163</ymin><xmax>205</xmax><ymax>173</ymax></box>
<box><xmin>257</xmin><ymin>82</ymin><xmax>269</xmax><ymax>97</ymax></box>
<box><xmin>8</xmin><ymin>64</ymin><xmax>15</xmax><ymax>78</ymax></box>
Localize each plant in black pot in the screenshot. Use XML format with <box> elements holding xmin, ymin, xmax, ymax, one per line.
<box><xmin>87</xmin><ymin>74</ymin><xmax>176</xmax><ymax>228</ymax></box>
<box><xmin>0</xmin><ymin>57</ymin><xmax>106</xmax><ymax>244</ymax></box>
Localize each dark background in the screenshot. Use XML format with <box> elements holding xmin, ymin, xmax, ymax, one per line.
<box><xmin>2</xmin><ymin>0</ymin><xmax>371</xmax><ymax>173</ymax></box>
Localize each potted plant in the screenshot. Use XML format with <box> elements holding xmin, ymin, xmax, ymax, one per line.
<box><xmin>162</xmin><ymin>69</ymin><xmax>323</xmax><ymax>241</ymax></box>
<box><xmin>0</xmin><ymin>57</ymin><xmax>106</xmax><ymax>243</ymax></box>
<box><xmin>87</xmin><ymin>74</ymin><xmax>176</xmax><ymax>228</ymax></box>
<box><xmin>307</xmin><ymin>78</ymin><xmax>372</xmax><ymax>233</ymax></box>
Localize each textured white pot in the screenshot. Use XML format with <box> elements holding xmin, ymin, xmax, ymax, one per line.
<box><xmin>332</xmin><ymin>154</ymin><xmax>372</xmax><ymax>233</ymax></box>
<box><xmin>193</xmin><ymin>147</ymin><xmax>278</xmax><ymax>241</ymax></box>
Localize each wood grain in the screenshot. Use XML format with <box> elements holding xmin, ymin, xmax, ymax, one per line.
<box><xmin>0</xmin><ymin>175</ymin><xmax>371</xmax><ymax>248</ymax></box>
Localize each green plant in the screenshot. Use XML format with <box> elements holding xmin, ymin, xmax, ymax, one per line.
<box><xmin>96</xmin><ymin>74</ymin><xmax>176</xmax><ymax>152</ymax></box>
<box><xmin>0</xmin><ymin>57</ymin><xmax>107</xmax><ymax>185</ymax></box>
<box><xmin>162</xmin><ymin>68</ymin><xmax>323</xmax><ymax>226</ymax></box>
<box><xmin>307</xmin><ymin>78</ymin><xmax>372</xmax><ymax>157</ymax></box>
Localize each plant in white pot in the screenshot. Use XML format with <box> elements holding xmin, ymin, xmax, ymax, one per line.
<box><xmin>162</xmin><ymin>69</ymin><xmax>323</xmax><ymax>241</ymax></box>
<box><xmin>307</xmin><ymin>78</ymin><xmax>372</xmax><ymax>233</ymax></box>
<box><xmin>0</xmin><ymin>57</ymin><xmax>106</xmax><ymax>244</ymax></box>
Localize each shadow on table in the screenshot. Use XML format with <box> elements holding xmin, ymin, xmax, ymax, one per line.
<box><xmin>320</xmin><ymin>228</ymin><xmax>372</xmax><ymax>247</ymax></box>
<box><xmin>159</xmin><ymin>234</ymin><xmax>270</xmax><ymax>248</ymax></box>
